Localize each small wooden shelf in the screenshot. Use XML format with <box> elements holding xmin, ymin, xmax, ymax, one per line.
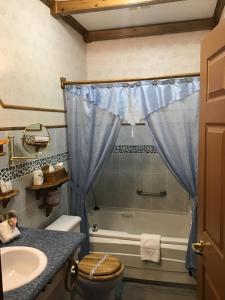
<box><xmin>26</xmin><ymin>176</ymin><xmax>70</xmax><ymax>191</ymax></box>
<box><xmin>26</xmin><ymin>176</ymin><xmax>70</xmax><ymax>217</ymax></box>
<box><xmin>0</xmin><ymin>190</ymin><xmax>20</xmax><ymax>208</ymax></box>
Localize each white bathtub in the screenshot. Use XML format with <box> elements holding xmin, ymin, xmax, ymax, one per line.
<box><xmin>88</xmin><ymin>207</ymin><xmax>196</xmax><ymax>285</ymax></box>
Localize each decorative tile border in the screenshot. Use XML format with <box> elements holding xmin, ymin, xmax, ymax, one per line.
<box><xmin>0</xmin><ymin>146</ymin><xmax>157</xmax><ymax>181</ymax></box>
<box><xmin>113</xmin><ymin>145</ymin><xmax>158</xmax><ymax>154</ymax></box>
<box><xmin>0</xmin><ymin>152</ymin><xmax>69</xmax><ymax>182</ymax></box>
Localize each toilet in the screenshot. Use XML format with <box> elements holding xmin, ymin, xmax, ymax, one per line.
<box><xmin>46</xmin><ymin>214</ymin><xmax>81</xmax><ymax>259</ymax></box>
<box><xmin>78</xmin><ymin>253</ymin><xmax>124</xmax><ymax>300</ymax></box>
<box><xmin>46</xmin><ymin>215</ymin><xmax>124</xmax><ymax>300</ymax></box>
<box><xmin>46</xmin><ymin>214</ymin><xmax>81</xmax><ymax>232</ymax></box>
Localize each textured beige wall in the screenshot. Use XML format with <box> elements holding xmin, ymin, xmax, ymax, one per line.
<box><xmin>87</xmin><ymin>31</ymin><xmax>208</xmax><ymax>80</ymax></box>
<box><xmin>0</xmin><ymin>0</ymin><xmax>86</xmax><ymax>229</ymax></box>
<box><xmin>0</xmin><ymin>0</ymin><xmax>86</xmax><ymax>126</ymax></box>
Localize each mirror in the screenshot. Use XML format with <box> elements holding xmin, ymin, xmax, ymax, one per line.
<box><xmin>23</xmin><ymin>123</ymin><xmax>50</xmax><ymax>154</ymax></box>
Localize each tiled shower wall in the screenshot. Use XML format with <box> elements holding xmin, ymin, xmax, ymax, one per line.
<box><xmin>91</xmin><ymin>124</ymin><xmax>190</xmax><ymax>213</ymax></box>
<box><xmin>0</xmin><ymin>128</ymin><xmax>70</xmax><ymax>228</ymax></box>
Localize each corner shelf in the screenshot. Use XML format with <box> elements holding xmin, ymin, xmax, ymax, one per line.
<box><xmin>26</xmin><ymin>176</ymin><xmax>70</xmax><ymax>217</ymax></box>
<box><xmin>0</xmin><ymin>190</ymin><xmax>20</xmax><ymax>208</ymax></box>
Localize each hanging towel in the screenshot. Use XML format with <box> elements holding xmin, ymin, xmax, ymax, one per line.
<box><xmin>140</xmin><ymin>234</ymin><xmax>161</xmax><ymax>263</ymax></box>
<box><xmin>46</xmin><ymin>190</ymin><xmax>60</xmax><ymax>206</ymax></box>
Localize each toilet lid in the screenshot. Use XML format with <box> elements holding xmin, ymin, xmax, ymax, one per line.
<box><xmin>78</xmin><ymin>253</ymin><xmax>123</xmax><ymax>280</ymax></box>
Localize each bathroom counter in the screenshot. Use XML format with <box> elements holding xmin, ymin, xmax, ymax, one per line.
<box><xmin>1</xmin><ymin>227</ymin><xmax>85</xmax><ymax>300</ymax></box>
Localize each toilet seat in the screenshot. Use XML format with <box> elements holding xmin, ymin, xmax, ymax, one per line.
<box><xmin>78</xmin><ymin>253</ymin><xmax>124</xmax><ymax>281</ymax></box>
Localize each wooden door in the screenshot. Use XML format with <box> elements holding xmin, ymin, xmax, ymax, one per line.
<box><xmin>198</xmin><ymin>19</ymin><xmax>225</xmax><ymax>300</ymax></box>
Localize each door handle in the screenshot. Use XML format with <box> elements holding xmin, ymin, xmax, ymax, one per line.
<box><xmin>192</xmin><ymin>240</ymin><xmax>211</xmax><ymax>256</ymax></box>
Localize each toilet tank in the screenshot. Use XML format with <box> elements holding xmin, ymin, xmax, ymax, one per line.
<box><xmin>45</xmin><ymin>215</ymin><xmax>81</xmax><ymax>232</ymax></box>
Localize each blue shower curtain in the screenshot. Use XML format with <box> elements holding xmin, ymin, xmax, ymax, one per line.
<box><xmin>65</xmin><ymin>93</ymin><xmax>121</xmax><ymax>257</ymax></box>
<box><xmin>64</xmin><ymin>77</ymin><xmax>200</xmax><ymax>270</ymax></box>
<box><xmin>146</xmin><ymin>92</ymin><xmax>199</xmax><ymax>276</ymax></box>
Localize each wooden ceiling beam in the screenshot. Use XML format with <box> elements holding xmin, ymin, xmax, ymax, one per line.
<box><xmin>52</xmin><ymin>0</ymin><xmax>185</xmax><ymax>16</ymax></box>
<box><xmin>41</xmin><ymin>1</ymin><xmax>217</xmax><ymax>43</ymax></box>
<box><xmin>40</xmin><ymin>0</ymin><xmax>54</xmax><ymax>9</ymax></box>
<box><xmin>84</xmin><ymin>18</ymin><xmax>215</xmax><ymax>43</ymax></box>
<box><xmin>40</xmin><ymin>0</ymin><xmax>87</xmax><ymax>36</ymax></box>
<box><xmin>61</xmin><ymin>15</ymin><xmax>88</xmax><ymax>36</ymax></box>
<box><xmin>214</xmin><ymin>0</ymin><xmax>225</xmax><ymax>24</ymax></box>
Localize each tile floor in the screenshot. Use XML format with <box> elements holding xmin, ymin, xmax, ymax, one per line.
<box><xmin>73</xmin><ymin>281</ymin><xmax>197</xmax><ymax>300</ymax></box>
<box><xmin>120</xmin><ymin>282</ymin><xmax>197</xmax><ymax>300</ymax></box>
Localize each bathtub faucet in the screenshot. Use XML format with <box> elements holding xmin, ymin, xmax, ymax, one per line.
<box><xmin>92</xmin><ymin>224</ymin><xmax>98</xmax><ymax>232</ymax></box>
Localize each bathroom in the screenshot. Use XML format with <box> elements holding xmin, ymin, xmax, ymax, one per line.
<box><xmin>0</xmin><ymin>0</ymin><xmax>225</xmax><ymax>299</ymax></box>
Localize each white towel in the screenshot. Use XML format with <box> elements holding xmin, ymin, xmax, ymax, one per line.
<box><xmin>0</xmin><ymin>220</ymin><xmax>21</xmax><ymax>243</ymax></box>
<box><xmin>34</xmin><ymin>136</ymin><xmax>49</xmax><ymax>143</ymax></box>
<box><xmin>140</xmin><ymin>234</ymin><xmax>161</xmax><ymax>263</ymax></box>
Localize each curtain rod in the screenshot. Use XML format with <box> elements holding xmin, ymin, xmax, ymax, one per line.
<box><xmin>60</xmin><ymin>72</ymin><xmax>200</xmax><ymax>89</ymax></box>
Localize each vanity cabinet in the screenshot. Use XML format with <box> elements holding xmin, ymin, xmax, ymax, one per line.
<box><xmin>36</xmin><ymin>263</ymin><xmax>69</xmax><ymax>300</ymax></box>
<box><xmin>36</xmin><ymin>254</ymin><xmax>78</xmax><ymax>300</ymax></box>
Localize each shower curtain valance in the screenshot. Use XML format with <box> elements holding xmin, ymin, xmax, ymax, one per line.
<box><xmin>65</xmin><ymin>76</ymin><xmax>200</xmax><ymax>125</ymax></box>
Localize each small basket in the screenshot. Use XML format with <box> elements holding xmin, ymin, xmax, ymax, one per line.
<box><xmin>42</xmin><ymin>166</ymin><xmax>68</xmax><ymax>184</ymax></box>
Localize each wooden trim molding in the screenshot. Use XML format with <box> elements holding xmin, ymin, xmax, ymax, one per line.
<box><xmin>52</xmin><ymin>0</ymin><xmax>185</xmax><ymax>16</ymax></box>
<box><xmin>61</xmin><ymin>15</ymin><xmax>88</xmax><ymax>36</ymax></box>
<box><xmin>42</xmin><ymin>0</ymin><xmax>217</xmax><ymax>43</ymax></box>
<box><xmin>60</xmin><ymin>72</ymin><xmax>200</xmax><ymax>88</ymax></box>
<box><xmin>0</xmin><ymin>99</ymin><xmax>66</xmax><ymax>113</ymax></box>
<box><xmin>0</xmin><ymin>125</ymin><xmax>67</xmax><ymax>131</ymax></box>
<box><xmin>84</xmin><ymin>18</ymin><xmax>215</xmax><ymax>42</ymax></box>
<box><xmin>40</xmin><ymin>0</ymin><xmax>87</xmax><ymax>36</ymax></box>
<box><xmin>214</xmin><ymin>0</ymin><xmax>225</xmax><ymax>24</ymax></box>
<box><xmin>40</xmin><ymin>0</ymin><xmax>54</xmax><ymax>9</ymax></box>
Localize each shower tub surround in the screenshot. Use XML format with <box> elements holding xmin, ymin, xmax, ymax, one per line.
<box><xmin>89</xmin><ymin>207</ymin><xmax>195</xmax><ymax>285</ymax></box>
<box><xmin>88</xmin><ymin>124</ymin><xmax>194</xmax><ymax>285</ymax></box>
<box><xmin>92</xmin><ymin>125</ymin><xmax>190</xmax><ymax>213</ymax></box>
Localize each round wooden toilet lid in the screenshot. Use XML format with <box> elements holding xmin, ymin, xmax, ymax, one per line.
<box><xmin>78</xmin><ymin>253</ymin><xmax>121</xmax><ymax>276</ymax></box>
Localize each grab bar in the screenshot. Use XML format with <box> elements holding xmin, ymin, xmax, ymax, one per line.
<box><xmin>136</xmin><ymin>189</ymin><xmax>167</xmax><ymax>197</ymax></box>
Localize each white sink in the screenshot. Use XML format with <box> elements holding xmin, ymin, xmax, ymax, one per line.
<box><xmin>1</xmin><ymin>246</ymin><xmax>48</xmax><ymax>292</ymax></box>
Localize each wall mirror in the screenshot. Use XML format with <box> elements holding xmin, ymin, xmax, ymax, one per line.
<box><xmin>23</xmin><ymin>123</ymin><xmax>50</xmax><ymax>154</ymax></box>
